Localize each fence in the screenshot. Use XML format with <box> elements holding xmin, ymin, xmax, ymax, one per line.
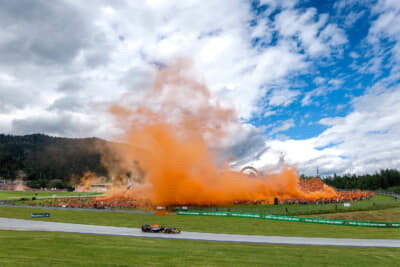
<box><xmin>376</xmin><ymin>191</ymin><xmax>400</xmax><ymax>199</ymax></box>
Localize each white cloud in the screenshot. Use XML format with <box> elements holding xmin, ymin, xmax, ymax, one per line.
<box><xmin>268</xmin><ymin>88</ymin><xmax>300</xmax><ymax>107</ymax></box>
<box><xmin>275</xmin><ymin>8</ymin><xmax>347</xmax><ymax>57</ymax></box>
<box><xmin>263</xmin><ymin>109</ymin><xmax>277</xmax><ymax>117</ymax></box>
<box><xmin>269</xmin><ymin>119</ymin><xmax>295</xmax><ymax>135</ymax></box>
<box><xmin>0</xmin><ymin>0</ymin><xmax>350</xmax><ymax>133</ymax></box>
<box><xmin>349</xmin><ymin>51</ymin><xmax>360</xmax><ymax>59</ymax></box>
<box><xmin>301</xmin><ymin>77</ymin><xmax>344</xmax><ymax>106</ymax></box>
<box><xmin>7</xmin><ymin>0</ymin><xmax>400</xmax><ymax>177</ymax></box>
<box><xmin>363</xmin><ymin>0</ymin><xmax>400</xmax><ymax>75</ymax></box>
<box><xmin>344</xmin><ymin>10</ymin><xmax>366</xmax><ymax>27</ymax></box>
<box><xmin>251</xmin><ymin>86</ymin><xmax>400</xmax><ymax>175</ymax></box>
<box><xmin>244</xmin><ymin>0</ymin><xmax>400</xmax><ymax>176</ymax></box>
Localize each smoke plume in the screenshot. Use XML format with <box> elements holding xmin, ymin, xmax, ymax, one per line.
<box><xmin>102</xmin><ymin>59</ymin><xmax>338</xmax><ymax>206</ymax></box>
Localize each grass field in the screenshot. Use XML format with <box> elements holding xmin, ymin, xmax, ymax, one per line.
<box><xmin>1</xmin><ymin>207</ymin><xmax>399</xmax><ymax>239</ymax></box>
<box><xmin>0</xmin><ymin>190</ymin><xmax>102</xmax><ymax>200</ymax></box>
<box><xmin>6</xmin><ymin>193</ymin><xmax>399</xmax><ymax>217</ymax></box>
<box><xmin>2</xmin><ymin>194</ymin><xmax>398</xmax><ymax>266</ymax></box>
<box><xmin>308</xmin><ymin>207</ymin><xmax>400</xmax><ymax>222</ymax></box>
<box><xmin>0</xmin><ymin>230</ymin><xmax>399</xmax><ymax>267</ymax></box>
<box><xmin>194</xmin><ymin>195</ymin><xmax>400</xmax><ymax>215</ymax></box>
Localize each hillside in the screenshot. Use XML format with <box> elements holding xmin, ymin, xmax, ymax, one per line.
<box><xmin>0</xmin><ymin>134</ymin><xmax>111</xmax><ymax>188</ymax></box>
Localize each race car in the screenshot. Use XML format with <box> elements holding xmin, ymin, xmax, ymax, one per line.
<box><xmin>141</xmin><ymin>224</ymin><xmax>181</xmax><ymax>234</ymax></box>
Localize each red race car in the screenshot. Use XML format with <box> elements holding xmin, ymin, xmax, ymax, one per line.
<box><xmin>141</xmin><ymin>224</ymin><xmax>181</xmax><ymax>234</ymax></box>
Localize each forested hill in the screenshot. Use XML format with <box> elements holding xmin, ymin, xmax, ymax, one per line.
<box><xmin>323</xmin><ymin>169</ymin><xmax>400</xmax><ymax>193</ymax></box>
<box><xmin>0</xmin><ymin>134</ymin><xmax>110</xmax><ymax>188</ymax></box>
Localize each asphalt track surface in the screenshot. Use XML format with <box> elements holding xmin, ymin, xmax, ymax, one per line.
<box><xmin>1</xmin><ymin>218</ymin><xmax>400</xmax><ymax>248</ymax></box>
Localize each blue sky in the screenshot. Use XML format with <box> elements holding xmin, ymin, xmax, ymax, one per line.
<box><xmin>251</xmin><ymin>0</ymin><xmax>379</xmax><ymax>140</ymax></box>
<box><xmin>1</xmin><ymin>0</ymin><xmax>400</xmax><ymax>176</ymax></box>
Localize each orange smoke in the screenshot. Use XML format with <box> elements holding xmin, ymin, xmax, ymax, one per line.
<box><xmin>14</xmin><ymin>179</ymin><xmax>29</xmax><ymax>191</ymax></box>
<box><xmin>103</xmin><ymin>59</ymin><xmax>339</xmax><ymax>206</ymax></box>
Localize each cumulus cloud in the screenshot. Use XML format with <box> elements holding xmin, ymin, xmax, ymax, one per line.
<box><xmin>47</xmin><ymin>96</ymin><xmax>86</xmax><ymax>112</ymax></box>
<box><xmin>269</xmin><ymin>119</ymin><xmax>295</xmax><ymax>135</ymax></box>
<box><xmin>245</xmin><ymin>0</ymin><xmax>400</xmax><ymax>175</ymax></box>
<box><xmin>0</xmin><ymin>1</ymin><xmax>348</xmax><ymax>123</ymax></box>
<box><xmin>220</xmin><ymin>124</ymin><xmax>269</xmax><ymax>168</ymax></box>
<box><xmin>0</xmin><ymin>0</ymin><xmax>348</xmax><ymax>131</ymax></box>
<box><xmin>11</xmin><ymin>114</ymin><xmax>92</xmax><ymax>137</ymax></box>
<box><xmin>2</xmin><ymin>0</ymin><xmax>399</xmax><ymax>175</ymax></box>
<box><xmin>268</xmin><ymin>88</ymin><xmax>301</xmax><ymax>107</ymax></box>
<box><xmin>11</xmin><ymin>110</ymin><xmax>117</xmax><ymax>139</ymax></box>
<box><xmin>254</xmin><ymin>86</ymin><xmax>400</xmax><ymax>175</ymax></box>
<box><xmin>275</xmin><ymin>7</ymin><xmax>347</xmax><ymax>57</ymax></box>
<box><xmin>0</xmin><ymin>0</ymin><xmax>92</xmax><ymax>66</ymax></box>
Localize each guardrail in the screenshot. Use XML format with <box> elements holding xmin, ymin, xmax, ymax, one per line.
<box><xmin>177</xmin><ymin>211</ymin><xmax>400</xmax><ymax>228</ymax></box>
<box><xmin>376</xmin><ymin>191</ymin><xmax>400</xmax><ymax>199</ymax></box>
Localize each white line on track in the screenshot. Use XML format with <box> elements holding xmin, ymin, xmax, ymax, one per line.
<box><xmin>1</xmin><ymin>217</ymin><xmax>399</xmax><ymax>248</ymax></box>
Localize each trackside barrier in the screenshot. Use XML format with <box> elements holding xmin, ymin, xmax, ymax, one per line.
<box><xmin>303</xmin><ymin>218</ymin><xmax>345</xmax><ymax>225</ymax></box>
<box><xmin>231</xmin><ymin>213</ymin><xmax>263</xmax><ymax>219</ymax></box>
<box><xmin>31</xmin><ymin>213</ymin><xmax>50</xmax><ymax>218</ymax></box>
<box><xmin>176</xmin><ymin>211</ymin><xmax>400</xmax><ymax>228</ymax></box>
<box><xmin>264</xmin><ymin>214</ymin><xmax>302</xmax><ymax>222</ymax></box>
<box><xmin>177</xmin><ymin>211</ymin><xmax>201</xmax><ymax>216</ymax></box>
<box><xmin>346</xmin><ymin>221</ymin><xmax>389</xmax><ymax>228</ymax></box>
<box><xmin>202</xmin><ymin>212</ymin><xmax>229</xmax><ymax>217</ymax></box>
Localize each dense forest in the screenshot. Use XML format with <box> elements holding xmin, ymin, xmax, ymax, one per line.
<box><xmin>322</xmin><ymin>169</ymin><xmax>400</xmax><ymax>193</ymax></box>
<box><xmin>0</xmin><ymin>134</ymin><xmax>110</xmax><ymax>189</ymax></box>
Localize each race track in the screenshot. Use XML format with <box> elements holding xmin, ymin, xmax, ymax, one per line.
<box><xmin>1</xmin><ymin>217</ymin><xmax>399</xmax><ymax>248</ymax></box>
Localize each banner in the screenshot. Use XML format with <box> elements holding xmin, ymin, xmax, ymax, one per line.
<box><xmin>346</xmin><ymin>220</ymin><xmax>388</xmax><ymax>227</ymax></box>
<box><xmin>176</xmin><ymin>210</ymin><xmax>399</xmax><ymax>228</ymax></box>
<box><xmin>264</xmin><ymin>214</ymin><xmax>302</xmax><ymax>222</ymax></box>
<box><xmin>202</xmin><ymin>212</ymin><xmax>229</xmax><ymax>217</ymax></box>
<box><xmin>176</xmin><ymin>211</ymin><xmax>201</xmax><ymax>216</ymax></box>
<box><xmin>31</xmin><ymin>213</ymin><xmax>50</xmax><ymax>218</ymax></box>
<box><xmin>303</xmin><ymin>218</ymin><xmax>345</xmax><ymax>225</ymax></box>
<box><xmin>231</xmin><ymin>213</ymin><xmax>262</xmax><ymax>219</ymax></box>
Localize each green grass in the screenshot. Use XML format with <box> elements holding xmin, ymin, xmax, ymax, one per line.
<box><xmin>6</xmin><ymin>197</ymin><xmax>96</xmax><ymax>207</ymax></box>
<box><xmin>194</xmin><ymin>195</ymin><xmax>399</xmax><ymax>216</ymax></box>
<box><xmin>308</xmin><ymin>207</ymin><xmax>400</xmax><ymax>222</ymax></box>
<box><xmin>0</xmin><ymin>190</ymin><xmax>102</xmax><ymax>200</ymax></box>
<box><xmin>383</xmin><ymin>186</ymin><xmax>400</xmax><ymax>194</ymax></box>
<box><xmin>0</xmin><ymin>230</ymin><xmax>398</xmax><ymax>267</ymax></box>
<box><xmin>1</xmin><ymin>207</ymin><xmax>399</xmax><ymax>239</ymax></box>
<box><xmin>7</xmin><ymin>194</ymin><xmax>398</xmax><ymax>216</ymax></box>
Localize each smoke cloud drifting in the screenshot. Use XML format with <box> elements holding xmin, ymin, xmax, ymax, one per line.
<box><xmin>103</xmin><ymin>59</ymin><xmax>339</xmax><ymax>206</ymax></box>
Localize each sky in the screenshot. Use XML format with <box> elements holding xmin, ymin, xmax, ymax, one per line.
<box><xmin>1</xmin><ymin>0</ymin><xmax>400</xmax><ymax>176</ymax></box>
